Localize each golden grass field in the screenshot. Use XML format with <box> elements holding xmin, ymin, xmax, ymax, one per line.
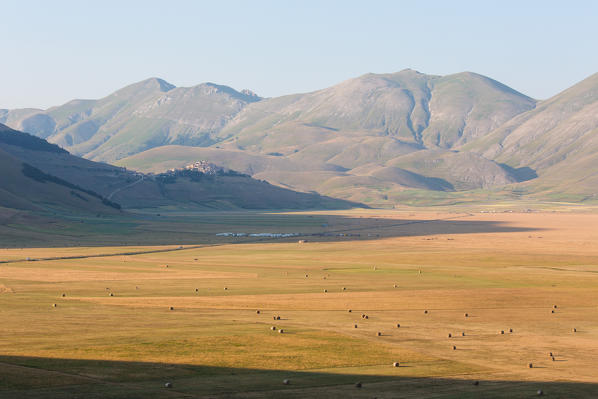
<box><xmin>1</xmin><ymin>210</ymin><xmax>598</xmax><ymax>398</ymax></box>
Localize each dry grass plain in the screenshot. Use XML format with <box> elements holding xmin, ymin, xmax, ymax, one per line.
<box><xmin>1</xmin><ymin>210</ymin><xmax>598</xmax><ymax>398</ymax></box>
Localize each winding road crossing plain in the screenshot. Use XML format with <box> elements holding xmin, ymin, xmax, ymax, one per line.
<box><xmin>1</xmin><ymin>210</ymin><xmax>597</xmax><ymax>398</ymax></box>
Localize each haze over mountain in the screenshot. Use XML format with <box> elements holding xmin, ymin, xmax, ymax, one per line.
<box><xmin>0</xmin><ymin>79</ymin><xmax>261</xmax><ymax>162</ymax></box>
<box><xmin>4</xmin><ymin>69</ymin><xmax>598</xmax><ymax>205</ymax></box>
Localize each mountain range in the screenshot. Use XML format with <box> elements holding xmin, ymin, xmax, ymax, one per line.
<box><xmin>2</xmin><ymin>69</ymin><xmax>598</xmax><ymax>205</ymax></box>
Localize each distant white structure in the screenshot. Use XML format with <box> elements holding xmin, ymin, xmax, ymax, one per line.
<box><xmin>185</xmin><ymin>160</ymin><xmax>222</xmax><ymax>175</ymax></box>
<box><xmin>216</xmin><ymin>232</ymin><xmax>247</xmax><ymax>237</ymax></box>
<box><xmin>216</xmin><ymin>232</ymin><xmax>300</xmax><ymax>238</ymax></box>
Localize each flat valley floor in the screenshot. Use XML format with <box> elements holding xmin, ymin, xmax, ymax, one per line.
<box><xmin>1</xmin><ymin>210</ymin><xmax>597</xmax><ymax>398</ymax></box>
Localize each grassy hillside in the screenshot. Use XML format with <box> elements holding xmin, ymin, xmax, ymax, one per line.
<box><xmin>0</xmin><ymin>147</ymin><xmax>119</xmax><ymax>214</ymax></box>
<box><xmin>217</xmin><ymin>70</ymin><xmax>535</xmax><ymax>151</ymax></box>
<box><xmin>465</xmin><ymin>72</ymin><xmax>598</xmax><ymax>200</ymax></box>
<box><xmin>0</xmin><ymin>124</ymin><xmax>358</xmax><ymax>211</ymax></box>
<box><xmin>118</xmin><ymin>144</ymin><xmax>521</xmax><ymax>206</ymax></box>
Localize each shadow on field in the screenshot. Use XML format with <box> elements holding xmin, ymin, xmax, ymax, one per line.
<box><xmin>0</xmin><ymin>355</ymin><xmax>596</xmax><ymax>399</ymax></box>
<box><xmin>0</xmin><ymin>211</ymin><xmax>540</xmax><ymax>250</ymax></box>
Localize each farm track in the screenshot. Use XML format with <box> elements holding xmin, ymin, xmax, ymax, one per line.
<box><xmin>106</xmin><ymin>176</ymin><xmax>144</xmax><ymax>200</ymax></box>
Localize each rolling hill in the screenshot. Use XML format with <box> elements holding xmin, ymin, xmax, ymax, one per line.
<box><xmin>0</xmin><ymin>124</ymin><xmax>358</xmax><ymax>211</ymax></box>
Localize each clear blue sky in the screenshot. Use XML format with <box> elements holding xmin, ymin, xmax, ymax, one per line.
<box><xmin>1</xmin><ymin>0</ymin><xmax>597</xmax><ymax>109</ymax></box>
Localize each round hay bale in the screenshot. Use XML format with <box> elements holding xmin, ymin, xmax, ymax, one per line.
<box><xmin>365</xmin><ymin>315</ymin><xmax>369</xmax><ymax>319</ymax></box>
<box><xmin>528</xmin><ymin>363</ymin><xmax>533</xmax><ymax>368</ymax></box>
<box><xmin>324</xmin><ymin>289</ymin><xmax>327</xmax><ymax>293</ymax></box>
<box><xmin>109</xmin><ymin>293</ymin><xmax>114</xmax><ymax>297</ymax></box>
<box><xmin>278</xmin><ymin>329</ymin><xmax>284</xmax><ymax>334</ymax></box>
<box><xmin>256</xmin><ymin>310</ymin><xmax>260</xmax><ymax>314</ymax></box>
<box><xmin>354</xmin><ymin>324</ymin><xmax>358</xmax><ymax>328</ymax></box>
<box><xmin>553</xmin><ymin>305</ymin><xmax>557</xmax><ymax>309</ymax></box>
<box><xmin>393</xmin><ymin>284</ymin><xmax>397</xmax><ymax>288</ymax></box>
<box><xmin>355</xmin><ymin>382</ymin><xmax>362</xmax><ymax>388</ymax></box>
<box><xmin>551</xmin><ymin>310</ymin><xmax>555</xmax><ymax>313</ymax></box>
<box><xmin>223</xmin><ymin>287</ymin><xmax>228</xmax><ymax>291</ymax></box>
<box><xmin>396</xmin><ymin>323</ymin><xmax>401</xmax><ymax>328</ymax></box>
<box><xmin>283</xmin><ymin>379</ymin><xmax>290</xmax><ymax>385</ymax></box>
<box><xmin>165</xmin><ymin>382</ymin><xmax>172</xmax><ymax>388</ymax></box>
<box><xmin>342</xmin><ymin>287</ymin><xmax>346</xmax><ymax>291</ymax></box>
<box><xmin>424</xmin><ymin>310</ymin><xmax>428</xmax><ymax>314</ymax></box>
<box><xmin>461</xmin><ymin>332</ymin><xmax>465</xmax><ymax>337</ymax></box>
<box><xmin>501</xmin><ymin>330</ymin><xmax>505</xmax><ymax>334</ymax></box>
<box><xmin>195</xmin><ymin>288</ymin><xmax>199</xmax><ymax>292</ymax></box>
<box><xmin>61</xmin><ymin>293</ymin><xmax>66</xmax><ymax>297</ymax></box>
<box><xmin>452</xmin><ymin>345</ymin><xmax>456</xmax><ymax>350</ymax></box>
<box><xmin>509</xmin><ymin>328</ymin><xmax>513</xmax><ymax>333</ymax></box>
<box><xmin>348</xmin><ymin>309</ymin><xmax>352</xmax><ymax>313</ymax></box>
<box><xmin>361</xmin><ymin>314</ymin><xmax>365</xmax><ymax>318</ymax></box>
<box><xmin>448</xmin><ymin>333</ymin><xmax>452</xmax><ymax>338</ymax></box>
<box><xmin>52</xmin><ymin>303</ymin><xmax>57</xmax><ymax>308</ymax></box>
<box><xmin>271</xmin><ymin>326</ymin><xmax>276</xmax><ymax>330</ymax></box>
<box><xmin>169</xmin><ymin>306</ymin><xmax>174</xmax><ymax>311</ymax></box>
<box><xmin>376</xmin><ymin>331</ymin><xmax>382</xmax><ymax>336</ymax></box>
<box><xmin>464</xmin><ymin>313</ymin><xmax>468</xmax><ymax>317</ymax></box>
<box><xmin>392</xmin><ymin>362</ymin><xmax>399</xmax><ymax>367</ymax></box>
<box><xmin>573</xmin><ymin>328</ymin><xmax>577</xmax><ymax>332</ymax></box>
<box><xmin>305</xmin><ymin>274</ymin><xmax>309</xmax><ymax>278</ymax></box>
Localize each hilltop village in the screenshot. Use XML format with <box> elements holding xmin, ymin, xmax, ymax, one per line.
<box><xmin>167</xmin><ymin>160</ymin><xmax>223</xmax><ymax>175</ymax></box>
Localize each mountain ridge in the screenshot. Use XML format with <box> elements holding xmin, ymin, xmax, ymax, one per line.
<box><xmin>464</xmin><ymin>71</ymin><xmax>598</xmax><ymax>200</ymax></box>
<box><xmin>0</xmin><ymin>78</ymin><xmax>263</xmax><ymax>162</ymax></box>
<box><xmin>5</xmin><ymin>69</ymin><xmax>598</xmax><ymax>205</ymax></box>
